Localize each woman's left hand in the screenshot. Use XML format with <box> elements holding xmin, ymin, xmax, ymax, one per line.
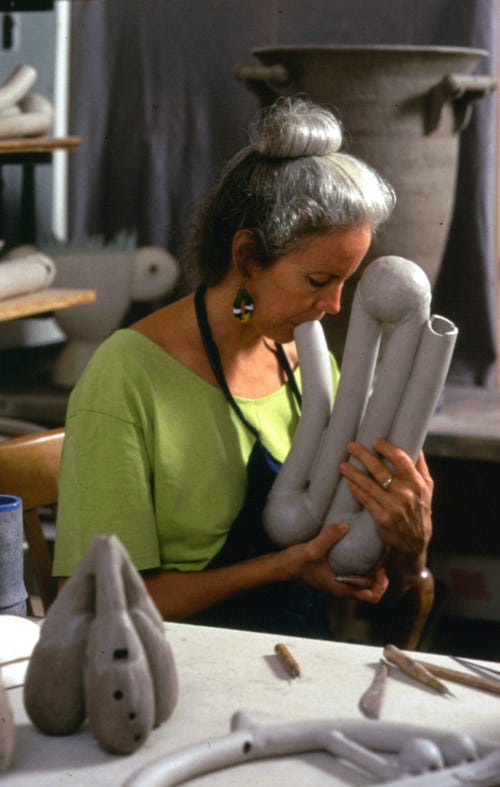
<box><xmin>339</xmin><ymin>438</ymin><xmax>433</xmax><ymax>557</ymax></box>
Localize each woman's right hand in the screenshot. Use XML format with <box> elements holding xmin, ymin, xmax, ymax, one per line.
<box><xmin>277</xmin><ymin>522</ymin><xmax>389</xmax><ymax>604</ymax></box>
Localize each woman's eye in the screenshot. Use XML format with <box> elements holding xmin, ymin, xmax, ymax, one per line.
<box><xmin>308</xmin><ymin>276</ymin><xmax>327</xmax><ymax>288</ymax></box>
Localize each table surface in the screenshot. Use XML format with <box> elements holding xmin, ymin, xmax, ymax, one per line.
<box><xmin>4</xmin><ymin>622</ymin><xmax>500</xmax><ymax>786</ymax></box>
<box><xmin>425</xmin><ymin>384</ymin><xmax>500</xmax><ymax>462</ymax></box>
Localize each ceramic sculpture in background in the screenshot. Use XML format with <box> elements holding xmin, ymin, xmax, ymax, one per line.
<box><xmin>263</xmin><ymin>256</ymin><xmax>458</xmax><ymax>576</ymax></box>
<box><xmin>23</xmin><ymin>534</ymin><xmax>178</xmax><ymax>755</ymax></box>
<box><xmin>38</xmin><ymin>234</ymin><xmax>180</xmax><ymax>387</ymax></box>
<box><xmin>0</xmin><ymin>64</ymin><xmax>54</xmax><ymax>139</ymax></box>
<box><xmin>0</xmin><ymin>246</ymin><xmax>55</xmax><ymax>301</ymax></box>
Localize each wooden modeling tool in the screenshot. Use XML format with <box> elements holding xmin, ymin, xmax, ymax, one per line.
<box><xmin>274</xmin><ymin>643</ymin><xmax>301</xmax><ymax>678</ymax></box>
<box><xmin>359</xmin><ymin>659</ymin><xmax>389</xmax><ymax>719</ymax></box>
<box><xmin>383</xmin><ymin>644</ymin><xmax>454</xmax><ymax>697</ymax></box>
<box><xmin>416</xmin><ymin>659</ymin><xmax>500</xmax><ymax>697</ymax></box>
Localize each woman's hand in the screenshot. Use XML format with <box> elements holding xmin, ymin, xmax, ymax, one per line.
<box><xmin>277</xmin><ymin>521</ymin><xmax>389</xmax><ymax>604</ymax></box>
<box><xmin>339</xmin><ymin>438</ymin><xmax>433</xmax><ymax>558</ymax></box>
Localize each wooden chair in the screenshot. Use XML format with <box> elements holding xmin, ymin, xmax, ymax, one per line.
<box><xmin>0</xmin><ymin>427</ymin><xmax>64</xmax><ymax>614</ymax></box>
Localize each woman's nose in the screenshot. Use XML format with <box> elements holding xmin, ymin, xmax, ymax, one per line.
<box><xmin>314</xmin><ymin>283</ymin><xmax>343</xmax><ymax>315</ymax></box>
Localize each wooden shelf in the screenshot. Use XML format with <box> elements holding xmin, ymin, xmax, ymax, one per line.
<box><xmin>0</xmin><ymin>136</ymin><xmax>83</xmax><ymax>155</ymax></box>
<box><xmin>0</xmin><ymin>288</ymin><xmax>96</xmax><ymax>322</ymax></box>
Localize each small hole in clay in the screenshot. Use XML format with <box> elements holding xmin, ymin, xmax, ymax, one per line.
<box><xmin>113</xmin><ymin>648</ymin><xmax>129</xmax><ymax>659</ymax></box>
<box><xmin>134</xmin><ymin>734</ymin><xmax>141</xmax><ymax>742</ymax></box>
<box><xmin>129</xmin><ymin>712</ymin><xmax>136</xmax><ymax>720</ymax></box>
<box><xmin>243</xmin><ymin>741</ymin><xmax>252</xmax><ymax>754</ymax></box>
<box><xmin>114</xmin><ymin>690</ymin><xmax>124</xmax><ymax>700</ymax></box>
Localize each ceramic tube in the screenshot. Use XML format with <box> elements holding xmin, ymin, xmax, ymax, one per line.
<box><xmin>0</xmin><ymin>93</ymin><xmax>54</xmax><ymax>139</ymax></box>
<box><xmin>0</xmin><ymin>64</ymin><xmax>37</xmax><ymax>112</ymax></box>
<box><xmin>0</xmin><ymin>253</ymin><xmax>56</xmax><ymax>300</ymax></box>
<box><xmin>123</xmin><ymin>712</ymin><xmax>495</xmax><ymax>787</ymax></box>
<box><xmin>263</xmin><ymin>320</ymin><xmax>333</xmax><ymax>544</ymax></box>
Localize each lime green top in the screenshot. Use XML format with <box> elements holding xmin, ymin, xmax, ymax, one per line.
<box><xmin>53</xmin><ymin>329</ymin><xmax>339</xmax><ymax>577</ymax></box>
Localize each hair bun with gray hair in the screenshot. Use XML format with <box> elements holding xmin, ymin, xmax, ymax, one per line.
<box><xmin>253</xmin><ymin>98</ymin><xmax>343</xmax><ymax>159</ymax></box>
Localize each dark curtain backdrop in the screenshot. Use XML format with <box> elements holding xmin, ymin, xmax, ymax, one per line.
<box><xmin>68</xmin><ymin>0</ymin><xmax>498</xmax><ymax>386</ymax></box>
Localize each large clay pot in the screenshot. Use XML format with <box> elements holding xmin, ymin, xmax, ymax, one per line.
<box><xmin>235</xmin><ymin>46</ymin><xmax>495</xmax><ymax>355</ymax></box>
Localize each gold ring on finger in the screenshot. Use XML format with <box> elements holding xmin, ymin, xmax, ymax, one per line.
<box><xmin>380</xmin><ymin>476</ymin><xmax>393</xmax><ymax>490</ymax></box>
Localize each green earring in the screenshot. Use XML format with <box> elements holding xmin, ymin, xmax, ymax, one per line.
<box><xmin>232</xmin><ymin>287</ymin><xmax>254</xmax><ymax>322</ymax></box>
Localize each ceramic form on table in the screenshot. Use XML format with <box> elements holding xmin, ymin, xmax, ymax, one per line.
<box><xmin>49</xmin><ymin>241</ymin><xmax>179</xmax><ymax>387</ymax></box>
<box><xmin>0</xmin><ymin>671</ymin><xmax>14</xmax><ymax>772</ymax></box>
<box><xmin>0</xmin><ymin>616</ymin><xmax>40</xmax><ymax>773</ymax></box>
<box><xmin>124</xmin><ymin>709</ymin><xmax>500</xmax><ymax>787</ymax></box>
<box><xmin>263</xmin><ymin>257</ymin><xmax>458</xmax><ymax>576</ymax></box>
<box><xmin>0</xmin><ymin>495</ymin><xmax>27</xmax><ymax>616</ymax></box>
<box><xmin>23</xmin><ymin>534</ymin><xmax>178</xmax><ymax>755</ymax></box>
<box><xmin>0</xmin><ymin>64</ymin><xmax>54</xmax><ymax>138</ymax></box>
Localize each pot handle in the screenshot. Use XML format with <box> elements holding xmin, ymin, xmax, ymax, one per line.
<box><xmin>234</xmin><ymin>63</ymin><xmax>290</xmax><ymax>104</ymax></box>
<box><xmin>426</xmin><ymin>73</ymin><xmax>497</xmax><ymax>134</ymax></box>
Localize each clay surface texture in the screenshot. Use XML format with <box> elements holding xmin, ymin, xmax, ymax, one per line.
<box><xmin>23</xmin><ymin>535</ymin><xmax>178</xmax><ymax>755</ymax></box>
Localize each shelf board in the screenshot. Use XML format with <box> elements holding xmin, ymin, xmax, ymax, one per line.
<box><xmin>0</xmin><ymin>288</ymin><xmax>96</xmax><ymax>322</ymax></box>
<box><xmin>0</xmin><ymin>136</ymin><xmax>83</xmax><ymax>155</ymax></box>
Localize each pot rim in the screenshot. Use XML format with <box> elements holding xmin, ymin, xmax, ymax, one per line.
<box><xmin>253</xmin><ymin>44</ymin><xmax>488</xmax><ymax>58</ymax></box>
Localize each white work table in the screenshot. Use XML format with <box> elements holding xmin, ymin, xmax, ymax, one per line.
<box><xmin>5</xmin><ymin>622</ymin><xmax>500</xmax><ymax>785</ymax></box>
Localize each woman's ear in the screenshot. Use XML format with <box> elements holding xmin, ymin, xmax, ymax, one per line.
<box><xmin>231</xmin><ymin>229</ymin><xmax>261</xmax><ymax>278</ymax></box>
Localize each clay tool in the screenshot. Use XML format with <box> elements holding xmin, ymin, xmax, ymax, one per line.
<box><xmin>335</xmin><ymin>574</ymin><xmax>374</xmax><ymax>589</ymax></box>
<box><xmin>415</xmin><ymin>658</ymin><xmax>500</xmax><ymax>697</ymax></box>
<box><xmin>359</xmin><ymin>659</ymin><xmax>388</xmax><ymax>719</ymax></box>
<box><xmin>274</xmin><ymin>643</ymin><xmax>301</xmax><ymax>678</ymax></box>
<box><xmin>383</xmin><ymin>644</ymin><xmax>454</xmax><ymax>697</ymax></box>
<box><xmin>452</xmin><ymin>656</ymin><xmax>500</xmax><ymax>683</ymax></box>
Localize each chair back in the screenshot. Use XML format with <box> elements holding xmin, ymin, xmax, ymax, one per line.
<box><xmin>0</xmin><ymin>428</ymin><xmax>64</xmax><ymax>613</ymax></box>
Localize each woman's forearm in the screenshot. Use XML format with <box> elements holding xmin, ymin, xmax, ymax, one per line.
<box><xmin>141</xmin><ymin>551</ymin><xmax>283</xmax><ymax>619</ymax></box>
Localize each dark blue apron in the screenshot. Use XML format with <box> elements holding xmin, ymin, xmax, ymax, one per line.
<box><xmin>182</xmin><ymin>285</ymin><xmax>331</xmax><ymax>638</ymax></box>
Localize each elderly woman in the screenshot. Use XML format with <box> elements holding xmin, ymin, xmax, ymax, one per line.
<box><xmin>54</xmin><ymin>98</ymin><xmax>433</xmax><ymax>638</ymax></box>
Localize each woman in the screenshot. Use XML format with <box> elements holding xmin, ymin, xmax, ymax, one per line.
<box><xmin>54</xmin><ymin>98</ymin><xmax>433</xmax><ymax>638</ymax></box>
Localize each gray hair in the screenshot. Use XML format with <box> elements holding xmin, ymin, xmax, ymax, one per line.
<box><xmin>187</xmin><ymin>98</ymin><xmax>395</xmax><ymax>285</ymax></box>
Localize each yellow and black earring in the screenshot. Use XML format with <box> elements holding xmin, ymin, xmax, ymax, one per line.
<box><xmin>232</xmin><ymin>287</ymin><xmax>254</xmax><ymax>322</ymax></box>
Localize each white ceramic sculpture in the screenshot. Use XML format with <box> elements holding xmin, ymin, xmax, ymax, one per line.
<box><xmin>263</xmin><ymin>256</ymin><xmax>458</xmax><ymax>575</ymax></box>
<box><xmin>0</xmin><ymin>250</ymin><xmax>55</xmax><ymax>300</ymax></box>
<box><xmin>0</xmin><ymin>64</ymin><xmax>54</xmax><ymax>139</ymax></box>
<box><xmin>23</xmin><ymin>535</ymin><xmax>178</xmax><ymax>755</ymax></box>
<box><xmin>50</xmin><ymin>242</ymin><xmax>179</xmax><ymax>387</ymax></box>
<box><xmin>124</xmin><ymin>709</ymin><xmax>500</xmax><ymax>786</ymax></box>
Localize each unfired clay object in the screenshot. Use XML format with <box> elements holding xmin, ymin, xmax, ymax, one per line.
<box><xmin>23</xmin><ymin>535</ymin><xmax>178</xmax><ymax>755</ymax></box>
<box><xmin>0</xmin><ymin>65</ymin><xmax>54</xmax><ymax>139</ymax></box>
<box><xmin>263</xmin><ymin>257</ymin><xmax>458</xmax><ymax>574</ymax></box>
<box><xmin>0</xmin><ymin>671</ymin><xmax>15</xmax><ymax>773</ymax></box>
<box><xmin>123</xmin><ymin>709</ymin><xmax>500</xmax><ymax>786</ymax></box>
<box><xmin>0</xmin><ymin>252</ymin><xmax>56</xmax><ymax>300</ymax></box>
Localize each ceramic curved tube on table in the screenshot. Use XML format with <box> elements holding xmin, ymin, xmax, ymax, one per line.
<box><xmin>263</xmin><ymin>256</ymin><xmax>458</xmax><ymax>574</ymax></box>
<box><xmin>123</xmin><ymin>709</ymin><xmax>500</xmax><ymax>787</ymax></box>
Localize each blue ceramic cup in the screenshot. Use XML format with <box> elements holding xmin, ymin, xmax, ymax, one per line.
<box><xmin>0</xmin><ymin>495</ymin><xmax>27</xmax><ymax>616</ymax></box>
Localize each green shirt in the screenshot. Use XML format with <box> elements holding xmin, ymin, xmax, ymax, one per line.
<box><xmin>53</xmin><ymin>329</ymin><xmax>339</xmax><ymax>576</ymax></box>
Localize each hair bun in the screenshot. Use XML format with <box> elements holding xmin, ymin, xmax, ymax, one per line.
<box><xmin>253</xmin><ymin>98</ymin><xmax>343</xmax><ymax>159</ymax></box>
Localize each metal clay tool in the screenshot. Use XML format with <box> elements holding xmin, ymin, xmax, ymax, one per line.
<box><xmin>383</xmin><ymin>644</ymin><xmax>454</xmax><ymax>697</ymax></box>
<box><xmin>452</xmin><ymin>656</ymin><xmax>500</xmax><ymax>683</ymax></box>
<box><xmin>359</xmin><ymin>659</ymin><xmax>388</xmax><ymax>719</ymax></box>
<box><xmin>336</xmin><ymin>574</ymin><xmax>374</xmax><ymax>589</ymax></box>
